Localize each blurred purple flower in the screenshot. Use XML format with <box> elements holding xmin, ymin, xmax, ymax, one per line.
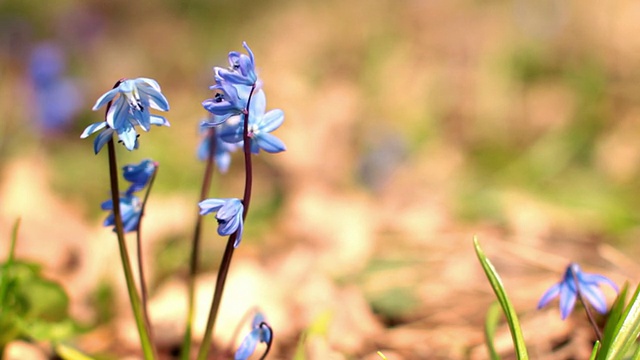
<box><xmin>235</xmin><ymin>313</ymin><xmax>272</xmax><ymax>360</ymax></box>
<box><xmin>198</xmin><ymin>122</ymin><xmax>241</xmax><ymax>173</ymax></box>
<box><xmin>101</xmin><ymin>194</ymin><xmax>142</xmax><ymax>233</ymax></box>
<box><xmin>538</xmin><ymin>262</ymin><xmax>618</xmax><ymax>320</ymax></box>
<box><xmin>199</xmin><ymin>198</ymin><xmax>244</xmax><ymax>247</ymax></box>
<box><xmin>123</xmin><ymin>159</ymin><xmax>157</xmax><ymax>195</ymax></box>
<box><xmin>28</xmin><ymin>42</ymin><xmax>82</xmax><ymax>134</ymax></box>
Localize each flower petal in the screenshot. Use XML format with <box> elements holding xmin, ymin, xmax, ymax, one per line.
<box><xmin>580</xmin><ymin>285</ymin><xmax>608</xmax><ymax>314</ymax></box>
<box><xmin>150</xmin><ymin>114</ymin><xmax>170</xmax><ymax>127</ymax></box>
<box><xmin>138</xmin><ymin>83</ymin><xmax>170</xmax><ymax>111</ymax></box>
<box><xmin>559</xmin><ymin>283</ymin><xmax>577</xmax><ymax>320</ymax></box>
<box><xmin>199</xmin><ymin>198</ymin><xmax>226</xmax><ymax>215</ymax></box>
<box><xmin>116</xmin><ymin>122</ymin><xmax>138</xmax><ymax>151</ymax></box>
<box><xmin>259</xmin><ymin>109</ymin><xmax>284</xmax><ymax>132</ymax></box>
<box><xmin>234</xmin><ymin>328</ymin><xmax>260</xmax><ymax>360</ymax></box>
<box><xmin>248</xmin><ymin>89</ymin><xmax>266</xmax><ymax>122</ymax></box>
<box><xmin>92</xmin><ymin>87</ymin><xmax>119</xmax><ymax>110</ymax></box>
<box><xmin>580</xmin><ymin>273</ymin><xmax>619</xmax><ymax>292</ymax></box>
<box><xmin>94</xmin><ymin>128</ymin><xmax>114</xmax><ymax>154</ymax></box>
<box><xmin>537</xmin><ymin>283</ymin><xmax>561</xmax><ymax>309</ymax></box>
<box><xmin>254</xmin><ymin>133</ymin><xmax>286</xmax><ymax>154</ymax></box>
<box><xmin>80</xmin><ymin>121</ymin><xmax>108</xmax><ymax>138</ymax></box>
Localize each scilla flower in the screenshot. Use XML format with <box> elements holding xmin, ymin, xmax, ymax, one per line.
<box><xmin>81</xmin><ymin>78</ymin><xmax>170</xmax><ymax>153</ymax></box>
<box><xmin>538</xmin><ymin>262</ymin><xmax>618</xmax><ymax>320</ymax></box>
<box><xmin>123</xmin><ymin>159</ymin><xmax>157</xmax><ymax>195</ymax></box>
<box><xmin>235</xmin><ymin>313</ymin><xmax>272</xmax><ymax>360</ymax></box>
<box><xmin>202</xmin><ymin>81</ymin><xmax>246</xmax><ymax>124</ymax></box>
<box><xmin>219</xmin><ymin>90</ymin><xmax>285</xmax><ymax>154</ymax></box>
<box><xmin>101</xmin><ymin>194</ymin><xmax>142</xmax><ymax>233</ymax></box>
<box><xmin>199</xmin><ymin>198</ymin><xmax>244</xmax><ymax>247</ymax></box>
<box><xmin>216</xmin><ymin>42</ymin><xmax>258</xmax><ymax>87</ymax></box>
<box><xmin>197</xmin><ymin>122</ymin><xmax>241</xmax><ymax>173</ymax></box>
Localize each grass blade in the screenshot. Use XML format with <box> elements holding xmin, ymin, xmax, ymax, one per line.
<box><xmin>484</xmin><ymin>301</ymin><xmax>503</xmax><ymax>360</ymax></box>
<box><xmin>474</xmin><ymin>237</ymin><xmax>529</xmax><ymax>360</ymax></box>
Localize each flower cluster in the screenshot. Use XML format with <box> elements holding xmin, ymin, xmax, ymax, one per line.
<box><xmin>200</xmin><ymin>42</ymin><xmax>286</xmax><ymax>156</ymax></box>
<box><xmin>81</xmin><ymin>78</ymin><xmax>170</xmax><ymax>154</ymax></box>
<box><xmin>102</xmin><ymin>159</ymin><xmax>157</xmax><ymax>233</ymax></box>
<box><xmin>538</xmin><ymin>262</ymin><xmax>618</xmax><ymax>320</ymax></box>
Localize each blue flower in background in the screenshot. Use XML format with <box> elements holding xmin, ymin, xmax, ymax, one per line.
<box><xmin>101</xmin><ymin>194</ymin><xmax>142</xmax><ymax>233</ymax></box>
<box><xmin>216</xmin><ymin>42</ymin><xmax>258</xmax><ymax>87</ymax></box>
<box><xmin>220</xmin><ymin>90</ymin><xmax>286</xmax><ymax>154</ymax></box>
<box><xmin>81</xmin><ymin>78</ymin><xmax>170</xmax><ymax>153</ymax></box>
<box><xmin>538</xmin><ymin>262</ymin><xmax>618</xmax><ymax>320</ymax></box>
<box><xmin>199</xmin><ymin>198</ymin><xmax>244</xmax><ymax>247</ymax></box>
<box><xmin>198</xmin><ymin>122</ymin><xmax>241</xmax><ymax>173</ymax></box>
<box><xmin>235</xmin><ymin>313</ymin><xmax>272</xmax><ymax>360</ymax></box>
<box><xmin>28</xmin><ymin>42</ymin><xmax>82</xmax><ymax>135</ymax></box>
<box><xmin>123</xmin><ymin>159</ymin><xmax>157</xmax><ymax>195</ymax></box>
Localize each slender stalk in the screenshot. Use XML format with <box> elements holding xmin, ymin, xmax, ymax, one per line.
<box><xmin>258</xmin><ymin>322</ymin><xmax>274</xmax><ymax>360</ymax></box>
<box><xmin>136</xmin><ymin>162</ymin><xmax>159</xmax><ymax>348</ymax></box>
<box><xmin>196</xmin><ymin>84</ymin><xmax>256</xmax><ymax>360</ymax></box>
<box><xmin>181</xmin><ymin>128</ymin><xmax>217</xmax><ymax>360</ymax></box>
<box><xmin>571</xmin><ymin>268</ymin><xmax>603</xmax><ymax>341</ymax></box>
<box><xmin>107</xmin><ymin>140</ymin><xmax>157</xmax><ymax>360</ymax></box>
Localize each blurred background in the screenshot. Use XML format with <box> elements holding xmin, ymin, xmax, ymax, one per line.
<box><xmin>0</xmin><ymin>0</ymin><xmax>638</xmax><ymax>359</ymax></box>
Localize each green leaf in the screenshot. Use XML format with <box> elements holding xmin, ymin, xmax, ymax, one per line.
<box><xmin>0</xmin><ymin>219</ymin><xmax>21</xmax><ymax>306</ymax></box>
<box><xmin>599</xmin><ymin>283</ymin><xmax>629</xmax><ymax>358</ymax></box>
<box><xmin>589</xmin><ymin>341</ymin><xmax>600</xmax><ymax>360</ymax></box>
<box><xmin>17</xmin><ymin>318</ymin><xmax>77</xmax><ymax>342</ymax></box>
<box><xmin>601</xmin><ymin>283</ymin><xmax>640</xmax><ymax>360</ymax></box>
<box><xmin>484</xmin><ymin>301</ymin><xmax>502</xmax><ymax>360</ymax></box>
<box><xmin>55</xmin><ymin>343</ymin><xmax>96</xmax><ymax>360</ymax></box>
<box><xmin>473</xmin><ymin>237</ymin><xmax>529</xmax><ymax>360</ymax></box>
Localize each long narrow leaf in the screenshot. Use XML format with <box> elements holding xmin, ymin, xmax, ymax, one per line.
<box><xmin>55</xmin><ymin>343</ymin><xmax>96</xmax><ymax>360</ymax></box>
<box><xmin>603</xmin><ymin>283</ymin><xmax>640</xmax><ymax>360</ymax></box>
<box><xmin>484</xmin><ymin>301</ymin><xmax>502</xmax><ymax>360</ymax></box>
<box><xmin>474</xmin><ymin>237</ymin><xmax>529</xmax><ymax>360</ymax></box>
<box><xmin>589</xmin><ymin>341</ymin><xmax>600</xmax><ymax>360</ymax></box>
<box><xmin>0</xmin><ymin>219</ymin><xmax>20</xmax><ymax>306</ymax></box>
<box><xmin>598</xmin><ymin>284</ymin><xmax>629</xmax><ymax>359</ymax></box>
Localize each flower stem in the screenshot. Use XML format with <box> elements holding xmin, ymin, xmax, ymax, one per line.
<box><xmin>196</xmin><ymin>84</ymin><xmax>256</xmax><ymax>360</ymax></box>
<box><xmin>571</xmin><ymin>268</ymin><xmax>603</xmax><ymax>342</ymax></box>
<box><xmin>136</xmin><ymin>162</ymin><xmax>159</xmax><ymax>348</ymax></box>
<box><xmin>107</xmin><ymin>140</ymin><xmax>157</xmax><ymax>360</ymax></box>
<box><xmin>181</xmin><ymin>128</ymin><xmax>217</xmax><ymax>360</ymax></box>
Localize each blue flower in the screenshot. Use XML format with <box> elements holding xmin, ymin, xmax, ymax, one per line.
<box><xmin>81</xmin><ymin>78</ymin><xmax>170</xmax><ymax>153</ymax></box>
<box><xmin>538</xmin><ymin>263</ymin><xmax>618</xmax><ymax>320</ymax></box>
<box><xmin>219</xmin><ymin>90</ymin><xmax>286</xmax><ymax>154</ymax></box>
<box><xmin>199</xmin><ymin>198</ymin><xmax>244</xmax><ymax>247</ymax></box>
<box><xmin>216</xmin><ymin>42</ymin><xmax>258</xmax><ymax>87</ymax></box>
<box><xmin>197</xmin><ymin>123</ymin><xmax>241</xmax><ymax>173</ymax></box>
<box><xmin>101</xmin><ymin>194</ymin><xmax>142</xmax><ymax>233</ymax></box>
<box><xmin>123</xmin><ymin>159</ymin><xmax>157</xmax><ymax>195</ymax></box>
<box><xmin>29</xmin><ymin>42</ymin><xmax>82</xmax><ymax>135</ymax></box>
<box><xmin>202</xmin><ymin>81</ymin><xmax>247</xmax><ymax>124</ymax></box>
<box><xmin>235</xmin><ymin>313</ymin><xmax>272</xmax><ymax>360</ymax></box>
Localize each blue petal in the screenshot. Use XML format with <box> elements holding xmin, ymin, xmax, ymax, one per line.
<box><xmin>259</xmin><ymin>109</ymin><xmax>284</xmax><ymax>132</ymax></box>
<box><xmin>234</xmin><ymin>329</ymin><xmax>260</xmax><ymax>360</ymax></box>
<box><xmin>94</xmin><ymin>128</ymin><xmax>114</xmax><ymax>154</ymax></box>
<box><xmin>580</xmin><ymin>285</ymin><xmax>608</xmax><ymax>314</ymax></box>
<box><xmin>93</xmin><ymin>87</ymin><xmax>119</xmax><ymax>110</ymax></box>
<box><xmin>138</xmin><ymin>82</ymin><xmax>169</xmax><ymax>111</ymax></box>
<box><xmin>117</xmin><ymin>123</ymin><xmax>138</xmax><ymax>151</ymax></box>
<box><xmin>80</xmin><ymin>121</ymin><xmax>108</xmax><ymax>138</ymax></box>
<box><xmin>258</xmin><ymin>324</ymin><xmax>272</xmax><ymax>344</ymax></box>
<box><xmin>218</xmin><ymin>69</ymin><xmax>252</xmax><ymax>87</ymax></box>
<box><xmin>255</xmin><ymin>133</ymin><xmax>286</xmax><ymax>154</ymax></box>
<box><xmin>219</xmin><ymin>121</ymin><xmax>244</xmax><ymax>144</ymax></box>
<box><xmin>101</xmin><ymin>199</ymin><xmax>114</xmax><ymax>211</ymax></box>
<box><xmin>232</xmin><ymin>215</ymin><xmax>244</xmax><ymax>248</ymax></box>
<box><xmin>559</xmin><ymin>283</ymin><xmax>577</xmax><ymax>320</ymax></box>
<box><xmin>248</xmin><ymin>90</ymin><xmax>266</xmax><ymax>122</ymax></box>
<box><xmin>216</xmin><ymin>152</ymin><xmax>231</xmax><ymax>173</ymax></box>
<box><xmin>107</xmin><ymin>97</ymin><xmax>130</xmax><ymax>129</ymax></box>
<box><xmin>579</xmin><ymin>273</ymin><xmax>619</xmax><ymax>292</ymax></box>
<box><xmin>537</xmin><ymin>283</ymin><xmax>560</xmax><ymax>309</ymax></box>
<box><xmin>150</xmin><ymin>114</ymin><xmax>170</xmax><ymax>127</ymax></box>
<box><xmin>199</xmin><ymin>198</ymin><xmax>226</xmax><ymax>215</ymax></box>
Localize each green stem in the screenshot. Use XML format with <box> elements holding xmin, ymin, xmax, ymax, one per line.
<box><xmin>196</xmin><ymin>84</ymin><xmax>256</xmax><ymax>360</ymax></box>
<box><xmin>136</xmin><ymin>162</ymin><xmax>159</xmax><ymax>350</ymax></box>
<box><xmin>181</xmin><ymin>128</ymin><xmax>217</xmax><ymax>360</ymax></box>
<box><xmin>107</xmin><ymin>139</ymin><xmax>156</xmax><ymax>360</ymax></box>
